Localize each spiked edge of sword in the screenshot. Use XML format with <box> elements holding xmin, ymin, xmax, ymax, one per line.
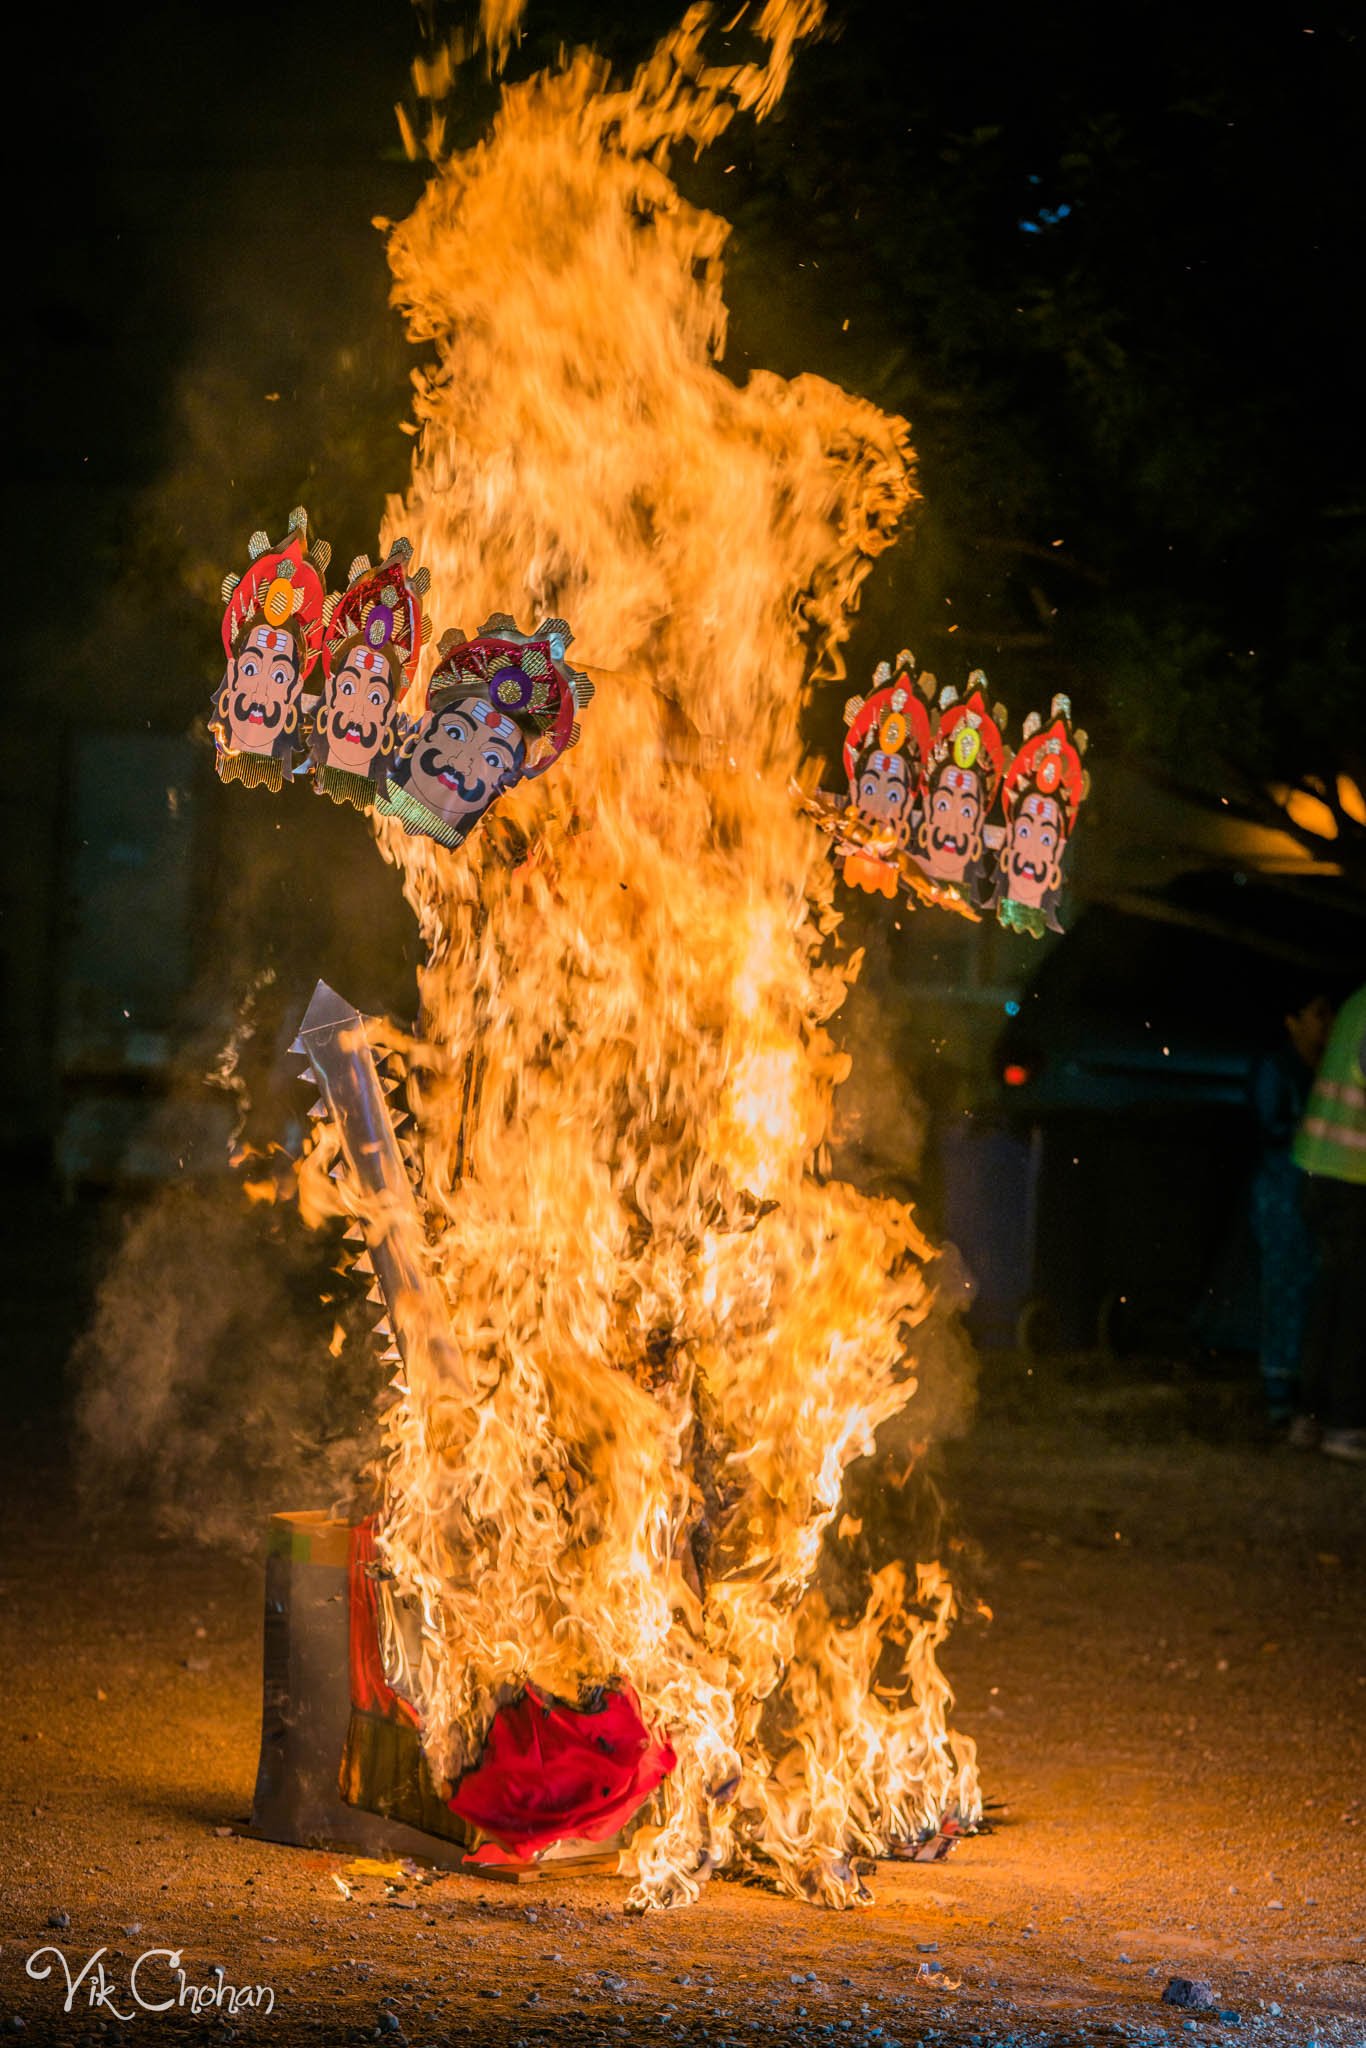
<box><xmin>291</xmin><ymin>979</ymin><xmax>461</xmax><ymax>1400</ymax></box>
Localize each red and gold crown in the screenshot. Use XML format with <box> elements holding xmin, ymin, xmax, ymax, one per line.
<box><xmin>219</xmin><ymin>506</ymin><xmax>331</xmax><ymax>678</ymax></box>
<box><xmin>1000</xmin><ymin>694</ymin><xmax>1088</xmax><ymax>831</ymax></box>
<box><xmin>426</xmin><ymin>613</ymin><xmax>594</xmax><ymax>779</ymax></box>
<box><xmin>323</xmin><ymin>536</ymin><xmax>432</xmax><ymax>693</ymax></box>
<box><xmin>923</xmin><ymin>671</ymin><xmax>1007</xmax><ymax>805</ymax></box>
<box><xmin>842</xmin><ymin>652</ymin><xmax>933</xmax><ymax>787</ymax></box>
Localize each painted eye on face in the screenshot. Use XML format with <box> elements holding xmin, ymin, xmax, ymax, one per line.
<box><xmin>368</xmin><ymin>689</ymin><xmax>384</xmax><ymax>709</ymax></box>
<box><xmin>483</xmin><ymin>749</ymin><xmax>505</xmax><ymax>770</ymax></box>
<box><xmin>936</xmin><ymin>794</ymin><xmax>950</xmax><ymax>813</ymax></box>
<box><xmin>339</xmin><ymin>679</ymin><xmax>354</xmax><ymax>697</ymax></box>
<box><xmin>271</xmin><ymin>665</ymin><xmax>290</xmax><ymax>688</ymax></box>
<box><xmin>241</xmin><ymin>655</ymin><xmax>259</xmax><ymax>676</ymax></box>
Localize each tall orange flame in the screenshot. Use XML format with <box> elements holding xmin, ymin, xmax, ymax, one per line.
<box><xmin>306</xmin><ymin>0</ymin><xmax>979</xmax><ymax>1908</ymax></box>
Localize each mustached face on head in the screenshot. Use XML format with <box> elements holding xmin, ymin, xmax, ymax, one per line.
<box><xmin>850</xmin><ymin>743</ymin><xmax>915</xmax><ymax>844</ymax></box>
<box><xmin>994</xmin><ymin>700</ymin><xmax>1085</xmax><ymax>929</ymax></box>
<box><xmin>218</xmin><ymin>620</ymin><xmax>304</xmax><ymax>757</ymax></box>
<box><xmin>842</xmin><ymin>677</ymin><xmax>930</xmax><ymax>853</ymax></box>
<box><xmin>317</xmin><ymin>638</ymin><xmax>400</xmax><ymax>777</ymax></box>
<box><xmin>920</xmin><ymin>764</ymin><xmax>985</xmax><ymax>879</ymax></box>
<box><xmin>393</xmin><ymin>696</ymin><xmax>528</xmax><ymax>826</ymax></box>
<box><xmin>1001</xmin><ymin>790</ymin><xmax>1065</xmax><ymax>905</ymax></box>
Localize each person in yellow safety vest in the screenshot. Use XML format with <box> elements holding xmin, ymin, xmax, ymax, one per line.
<box><xmin>1249</xmin><ymin>989</ymin><xmax>1335</xmax><ymax>1423</ymax></box>
<box><xmin>1291</xmin><ymin>980</ymin><xmax>1366</xmax><ymax>1463</ymax></box>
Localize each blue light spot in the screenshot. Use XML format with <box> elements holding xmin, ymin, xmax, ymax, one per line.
<box><xmin>1004</xmin><ymin>999</ymin><xmax>1021</xmax><ymax>1017</ymax></box>
<box><xmin>1021</xmin><ymin>198</ymin><xmax>1072</xmax><ymax>234</ymax></box>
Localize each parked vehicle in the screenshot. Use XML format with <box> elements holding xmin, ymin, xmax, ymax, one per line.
<box><xmin>979</xmin><ymin>870</ymin><xmax>1365</xmax><ymax>1353</ymax></box>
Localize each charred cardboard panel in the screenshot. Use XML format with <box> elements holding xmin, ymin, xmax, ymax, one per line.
<box><xmin>249</xmin><ymin>1511</ymin><xmax>470</xmax><ymax>1867</ymax></box>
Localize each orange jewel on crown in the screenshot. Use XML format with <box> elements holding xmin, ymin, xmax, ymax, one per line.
<box><xmin>261</xmin><ymin>576</ymin><xmax>295</xmax><ymax>627</ymax></box>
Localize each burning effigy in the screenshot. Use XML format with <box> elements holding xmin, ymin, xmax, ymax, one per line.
<box><xmin>214</xmin><ymin>0</ymin><xmax>989</xmax><ymax>1909</ymax></box>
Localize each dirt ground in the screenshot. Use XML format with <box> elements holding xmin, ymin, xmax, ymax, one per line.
<box><xmin>1</xmin><ymin>1215</ymin><xmax>1363</xmax><ymax>2048</ymax></box>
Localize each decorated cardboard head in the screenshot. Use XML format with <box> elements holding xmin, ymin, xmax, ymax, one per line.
<box><xmin>375</xmin><ymin>613</ymin><xmax>593</xmax><ymax>849</ymax></box>
<box><xmin>213</xmin><ymin>508</ymin><xmax>331</xmax><ymax>792</ymax></box>
<box><xmin>916</xmin><ymin>673</ymin><xmax>1008</xmax><ymax>894</ymax></box>
<box><xmin>993</xmin><ymin>694</ymin><xmax>1088</xmax><ymax>937</ymax></box>
<box><xmin>311</xmin><ymin>539</ymin><xmax>432</xmax><ymax>811</ymax></box>
<box><xmin>842</xmin><ymin>655</ymin><xmax>933</xmax><ymax>857</ymax></box>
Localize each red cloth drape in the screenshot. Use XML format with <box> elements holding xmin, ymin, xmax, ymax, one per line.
<box><xmin>348</xmin><ymin>1522</ymin><xmax>674</xmax><ymax>1855</ymax></box>
<box><xmin>347</xmin><ymin>1521</ymin><xmax>420</xmax><ymax>1728</ymax></box>
<box><xmin>448</xmin><ymin>1682</ymin><xmax>675</xmax><ymax>1858</ymax></box>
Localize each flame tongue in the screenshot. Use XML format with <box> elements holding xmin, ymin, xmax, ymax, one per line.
<box><xmin>303</xmin><ymin>1</ymin><xmax>979</xmax><ymax>1907</ymax></box>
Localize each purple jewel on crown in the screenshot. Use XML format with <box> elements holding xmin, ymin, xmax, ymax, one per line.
<box><xmin>490</xmin><ymin>663</ymin><xmax>537</xmax><ymax>712</ymax></box>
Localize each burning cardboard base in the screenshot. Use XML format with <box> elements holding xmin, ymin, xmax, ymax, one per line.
<box><xmin>250</xmin><ymin>1510</ymin><xmax>654</xmax><ymax>1879</ymax></box>
<box><xmin>249</xmin><ymin>1502</ymin><xmax>985</xmax><ymax>1887</ymax></box>
<box><xmin>249</xmin><ymin>1512</ymin><xmax>468</xmax><ymax>1868</ymax></box>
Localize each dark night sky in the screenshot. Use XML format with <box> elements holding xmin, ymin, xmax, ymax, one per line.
<box><xmin>21</xmin><ymin>0</ymin><xmax>1363</xmax><ymax>564</ymax></box>
<box><xmin>5</xmin><ymin>0</ymin><xmax>1363</xmax><ymax>1146</ymax></box>
<box><xmin>17</xmin><ymin>0</ymin><xmax>1364</xmax><ymax>727</ymax></box>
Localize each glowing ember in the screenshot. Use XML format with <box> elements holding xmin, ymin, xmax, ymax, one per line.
<box><xmin>300</xmin><ymin>0</ymin><xmax>980</xmax><ymax>1908</ymax></box>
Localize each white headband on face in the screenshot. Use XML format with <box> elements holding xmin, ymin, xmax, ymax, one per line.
<box><xmin>1020</xmin><ymin>792</ymin><xmax>1060</xmax><ymax>823</ymax></box>
<box><xmin>249</xmin><ymin>626</ymin><xmax>293</xmax><ymax>657</ymax></box>
<box><xmin>460</xmin><ymin>697</ymin><xmax>520</xmax><ymax>748</ymax></box>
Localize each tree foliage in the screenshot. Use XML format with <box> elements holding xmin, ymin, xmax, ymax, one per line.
<box><xmin>709</xmin><ymin>0</ymin><xmax>1366</xmax><ymax>877</ymax></box>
